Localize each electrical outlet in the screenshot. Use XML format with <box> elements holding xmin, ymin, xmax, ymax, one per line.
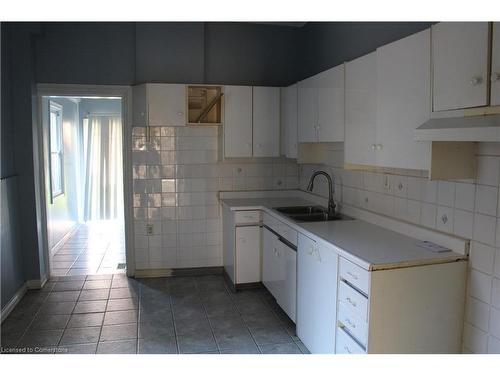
<box><xmin>146</xmin><ymin>224</ymin><xmax>154</xmax><ymax>235</ymax></box>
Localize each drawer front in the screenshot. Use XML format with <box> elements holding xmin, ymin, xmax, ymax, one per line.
<box><xmin>263</xmin><ymin>213</ymin><xmax>279</xmax><ymax>232</ymax></box>
<box><xmin>339</xmin><ymin>257</ymin><xmax>370</xmax><ymax>295</ymax></box>
<box><xmin>277</xmin><ymin>222</ymin><xmax>298</xmax><ymax>247</ymax></box>
<box><xmin>235</xmin><ymin>210</ymin><xmax>261</xmax><ymax>224</ymax></box>
<box><xmin>338</xmin><ymin>281</ymin><xmax>368</xmax><ymax>321</ymax></box>
<box><xmin>337</xmin><ymin>304</ymin><xmax>368</xmax><ymax>346</ymax></box>
<box><xmin>336</xmin><ymin>327</ymin><xmax>366</xmax><ymax>354</ymax></box>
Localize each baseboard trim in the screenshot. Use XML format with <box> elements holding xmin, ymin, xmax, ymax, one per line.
<box><xmin>134</xmin><ymin>266</ymin><xmax>223</xmax><ymax>278</ymax></box>
<box><xmin>50</xmin><ymin>223</ymin><xmax>80</xmax><ymax>256</ymax></box>
<box><xmin>1</xmin><ymin>283</ymin><xmax>28</xmax><ymax>323</ymax></box>
<box><xmin>26</xmin><ymin>274</ymin><xmax>48</xmax><ymax>289</ymax></box>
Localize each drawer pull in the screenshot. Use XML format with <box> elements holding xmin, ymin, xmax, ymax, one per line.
<box><xmin>347</xmin><ymin>271</ymin><xmax>358</xmax><ymax>280</ymax></box>
<box><xmin>346</xmin><ymin>297</ymin><xmax>357</xmax><ymax>307</ymax></box>
<box><xmin>344</xmin><ymin>345</ymin><xmax>352</xmax><ymax>354</ymax></box>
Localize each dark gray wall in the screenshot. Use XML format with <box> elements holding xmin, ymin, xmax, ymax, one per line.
<box><xmin>135</xmin><ymin>22</ymin><xmax>205</xmax><ymax>84</ymax></box>
<box><xmin>35</xmin><ymin>22</ymin><xmax>136</xmax><ymax>85</ymax></box>
<box><xmin>204</xmin><ymin>23</ymin><xmax>299</xmax><ymax>86</ymax></box>
<box><xmin>1</xmin><ymin>23</ymin><xmax>44</xmax><ymax>310</ymax></box>
<box><xmin>297</xmin><ymin>22</ymin><xmax>435</xmax><ymax>80</ymax></box>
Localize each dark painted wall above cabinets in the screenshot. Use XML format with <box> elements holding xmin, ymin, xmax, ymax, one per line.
<box><xmin>35</xmin><ymin>22</ymin><xmax>300</xmax><ymax>87</ymax></box>
<box><xmin>204</xmin><ymin>23</ymin><xmax>300</xmax><ymax>87</ymax></box>
<box><xmin>135</xmin><ymin>22</ymin><xmax>205</xmax><ymax>84</ymax></box>
<box><xmin>297</xmin><ymin>22</ymin><xmax>435</xmax><ymax>81</ymax></box>
<box><xmin>35</xmin><ymin>22</ymin><xmax>136</xmax><ymax>85</ymax></box>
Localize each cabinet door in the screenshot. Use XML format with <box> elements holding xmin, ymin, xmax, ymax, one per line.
<box><xmin>491</xmin><ymin>23</ymin><xmax>500</xmax><ymax>106</ymax></box>
<box><xmin>222</xmin><ymin>206</ymin><xmax>235</xmax><ymax>283</ymax></box>
<box><xmin>148</xmin><ymin>84</ymin><xmax>186</xmax><ymax>126</ymax></box>
<box><xmin>281</xmin><ymin>84</ymin><xmax>298</xmax><ymax>159</ymax></box>
<box><xmin>235</xmin><ymin>226</ymin><xmax>261</xmax><ymax>284</ymax></box>
<box><xmin>297</xmin><ymin>234</ymin><xmax>339</xmax><ymax>354</ymax></box>
<box><xmin>344</xmin><ymin>52</ymin><xmax>378</xmax><ymax>167</ymax></box>
<box><xmin>132</xmin><ymin>84</ymin><xmax>147</xmax><ymax>127</ymax></box>
<box><xmin>262</xmin><ymin>227</ymin><xmax>279</xmax><ymax>295</ymax></box>
<box><xmin>316</xmin><ymin>65</ymin><xmax>345</xmax><ymax>142</ymax></box>
<box><xmin>224</xmin><ymin>86</ymin><xmax>253</xmax><ymax>158</ymax></box>
<box><xmin>376</xmin><ymin>29</ymin><xmax>431</xmax><ymax>170</ymax></box>
<box><xmin>432</xmin><ymin>22</ymin><xmax>489</xmax><ymax>111</ymax></box>
<box><xmin>281</xmin><ymin>243</ymin><xmax>297</xmax><ymax>323</ymax></box>
<box><xmin>253</xmin><ymin>87</ymin><xmax>280</xmax><ymax>157</ymax></box>
<box><xmin>298</xmin><ymin>77</ymin><xmax>318</xmax><ymax>142</ymax></box>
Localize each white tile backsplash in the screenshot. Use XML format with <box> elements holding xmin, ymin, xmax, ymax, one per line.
<box><xmin>466</xmin><ymin>296</ymin><xmax>491</xmax><ymax>332</ymax></box>
<box><xmin>475</xmin><ymin>185</ymin><xmax>498</xmax><ymax>217</ymax></box>
<box><xmin>470</xmin><ymin>242</ymin><xmax>496</xmax><ymax>275</ymax></box>
<box><xmin>132</xmin><ymin>126</ymin><xmax>298</xmax><ymax>272</ymax></box>
<box><xmin>438</xmin><ymin>181</ymin><xmax>456</xmax><ymax>207</ymax></box>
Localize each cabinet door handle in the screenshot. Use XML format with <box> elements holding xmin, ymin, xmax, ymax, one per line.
<box><xmin>491</xmin><ymin>73</ymin><xmax>500</xmax><ymax>82</ymax></box>
<box><xmin>347</xmin><ymin>271</ymin><xmax>358</xmax><ymax>280</ymax></box>
<box><xmin>469</xmin><ymin>76</ymin><xmax>483</xmax><ymax>86</ymax></box>
<box><xmin>177</xmin><ymin>111</ymin><xmax>184</xmax><ymax>116</ymax></box>
<box><xmin>345</xmin><ymin>297</ymin><xmax>357</xmax><ymax>307</ymax></box>
<box><xmin>371</xmin><ymin>144</ymin><xmax>376</xmax><ymax>150</ymax></box>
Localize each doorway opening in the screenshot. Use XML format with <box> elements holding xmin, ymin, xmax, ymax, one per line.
<box><xmin>41</xmin><ymin>95</ymin><xmax>126</xmax><ymax>277</ymax></box>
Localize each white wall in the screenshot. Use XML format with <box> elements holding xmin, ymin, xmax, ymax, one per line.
<box><xmin>299</xmin><ymin>142</ymin><xmax>500</xmax><ymax>354</ymax></box>
<box><xmin>131</xmin><ymin>125</ymin><xmax>299</xmax><ymax>269</ymax></box>
<box><xmin>43</xmin><ymin>97</ymin><xmax>80</xmax><ymax>250</ymax></box>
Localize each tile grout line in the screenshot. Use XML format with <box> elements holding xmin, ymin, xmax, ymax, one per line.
<box><xmin>195</xmin><ymin>278</ymin><xmax>221</xmax><ymax>354</ymax></box>
<box><xmin>55</xmin><ymin>281</ymin><xmax>84</xmax><ymax>351</ymax></box>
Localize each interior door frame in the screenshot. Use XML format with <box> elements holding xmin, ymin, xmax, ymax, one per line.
<box><xmin>34</xmin><ymin>84</ymin><xmax>135</xmax><ymax>277</ymax></box>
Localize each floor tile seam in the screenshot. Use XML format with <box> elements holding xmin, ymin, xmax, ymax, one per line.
<box><xmin>56</xmin><ymin>292</ymin><xmax>82</xmax><ymax>347</ymax></box>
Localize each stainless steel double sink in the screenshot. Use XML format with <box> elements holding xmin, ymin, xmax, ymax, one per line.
<box><xmin>274</xmin><ymin>205</ymin><xmax>354</xmax><ymax>222</ymax></box>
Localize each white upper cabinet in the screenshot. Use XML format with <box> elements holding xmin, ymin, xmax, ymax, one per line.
<box><xmin>132</xmin><ymin>83</ymin><xmax>186</xmax><ymax>127</ymax></box>
<box><xmin>316</xmin><ymin>64</ymin><xmax>345</xmax><ymax>142</ymax></box>
<box><xmin>298</xmin><ymin>76</ymin><xmax>318</xmax><ymax>142</ymax></box>
<box><xmin>376</xmin><ymin>29</ymin><xmax>431</xmax><ymax>170</ymax></box>
<box><xmin>298</xmin><ymin>65</ymin><xmax>345</xmax><ymax>143</ymax></box>
<box><xmin>281</xmin><ymin>84</ymin><xmax>298</xmax><ymax>158</ymax></box>
<box><xmin>491</xmin><ymin>22</ymin><xmax>500</xmax><ymax>106</ymax></box>
<box><xmin>344</xmin><ymin>52</ymin><xmax>378</xmax><ymax>167</ymax></box>
<box><xmin>253</xmin><ymin>87</ymin><xmax>280</xmax><ymax>157</ymax></box>
<box><xmin>432</xmin><ymin>22</ymin><xmax>489</xmax><ymax>111</ymax></box>
<box><xmin>224</xmin><ymin>85</ymin><xmax>253</xmax><ymax>158</ymax></box>
<box><xmin>147</xmin><ymin>84</ymin><xmax>187</xmax><ymax>126</ymax></box>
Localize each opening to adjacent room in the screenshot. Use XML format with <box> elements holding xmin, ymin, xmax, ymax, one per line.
<box><xmin>42</xmin><ymin>96</ymin><xmax>126</xmax><ymax>277</ymax></box>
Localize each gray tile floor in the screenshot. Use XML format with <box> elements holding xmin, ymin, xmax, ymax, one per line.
<box><xmin>0</xmin><ymin>274</ymin><xmax>309</xmax><ymax>354</ymax></box>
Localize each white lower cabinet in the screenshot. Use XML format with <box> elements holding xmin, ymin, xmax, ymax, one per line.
<box><xmin>335</xmin><ymin>257</ymin><xmax>467</xmax><ymax>354</ymax></box>
<box><xmin>297</xmin><ymin>233</ymin><xmax>339</xmax><ymax>354</ymax></box>
<box><xmin>223</xmin><ymin>207</ymin><xmax>262</xmax><ymax>288</ymax></box>
<box><xmin>262</xmin><ymin>226</ymin><xmax>279</xmax><ymax>296</ymax></box>
<box><xmin>235</xmin><ymin>226</ymin><xmax>261</xmax><ymax>284</ymax></box>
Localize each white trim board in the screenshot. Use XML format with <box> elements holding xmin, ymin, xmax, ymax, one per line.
<box><xmin>1</xmin><ymin>283</ymin><xmax>27</xmax><ymax>323</ymax></box>
<box><xmin>49</xmin><ymin>223</ymin><xmax>80</xmax><ymax>256</ymax></box>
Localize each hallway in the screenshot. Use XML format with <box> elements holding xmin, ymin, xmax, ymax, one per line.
<box><xmin>50</xmin><ymin>221</ymin><xmax>126</xmax><ymax>277</ymax></box>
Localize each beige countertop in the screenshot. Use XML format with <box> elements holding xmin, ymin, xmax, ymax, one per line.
<box><xmin>221</xmin><ymin>196</ymin><xmax>467</xmax><ymax>271</ymax></box>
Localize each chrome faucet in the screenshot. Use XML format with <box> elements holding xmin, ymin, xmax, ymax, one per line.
<box><xmin>307</xmin><ymin>170</ymin><xmax>336</xmax><ymax>215</ymax></box>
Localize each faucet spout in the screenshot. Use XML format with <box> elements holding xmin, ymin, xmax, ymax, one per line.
<box><xmin>306</xmin><ymin>170</ymin><xmax>336</xmax><ymax>215</ymax></box>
